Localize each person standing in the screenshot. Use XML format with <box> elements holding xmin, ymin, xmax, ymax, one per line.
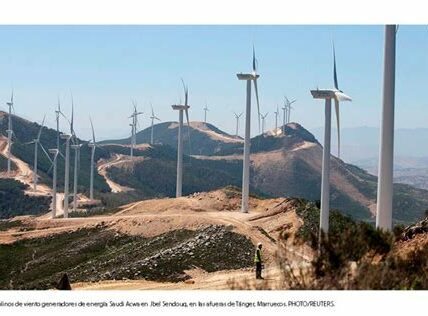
<box><xmin>254</xmin><ymin>242</ymin><xmax>263</xmax><ymax>279</ymax></box>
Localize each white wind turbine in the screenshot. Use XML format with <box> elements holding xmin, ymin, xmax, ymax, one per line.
<box><xmin>203</xmin><ymin>103</ymin><xmax>209</xmax><ymax>123</ymax></box>
<box><xmin>281</xmin><ymin>101</ymin><xmax>288</xmax><ymax>135</ymax></box>
<box><xmin>261</xmin><ymin>112</ymin><xmax>269</xmax><ymax>134</ymax></box>
<box><xmin>60</xmin><ymin>98</ymin><xmax>74</xmax><ymax>218</ymax></box>
<box><xmin>233</xmin><ymin>112</ymin><xmax>243</xmax><ymax>137</ymax></box>
<box><xmin>285</xmin><ymin>96</ymin><xmax>296</xmax><ymax>124</ymax></box>
<box><xmin>274</xmin><ymin>105</ymin><xmax>279</xmax><ymax>134</ymax></box>
<box><xmin>88</xmin><ymin>118</ymin><xmax>97</xmax><ymax>200</ymax></box>
<box><xmin>5</xmin><ymin>91</ymin><xmax>14</xmax><ymax>174</ymax></box>
<box><xmin>236</xmin><ymin>47</ymin><xmax>261</xmax><ymax>213</ymax></box>
<box><xmin>171</xmin><ymin>80</ymin><xmax>191</xmax><ymax>198</ymax></box>
<box><xmin>27</xmin><ymin>116</ymin><xmax>52</xmax><ymax>191</ymax></box>
<box><xmin>60</xmin><ymin>132</ymin><xmax>72</xmax><ymax>218</ymax></box>
<box><xmin>376</xmin><ymin>25</ymin><xmax>397</xmax><ymax>231</ymax></box>
<box><xmin>69</xmin><ymin>102</ymin><xmax>82</xmax><ymax>214</ymax></box>
<box><xmin>310</xmin><ymin>44</ymin><xmax>352</xmax><ymax>236</ymax></box>
<box><xmin>150</xmin><ymin>105</ymin><xmax>161</xmax><ymax>145</ymax></box>
<box><xmin>129</xmin><ymin>102</ymin><xmax>143</xmax><ymax>158</ymax></box>
<box><xmin>48</xmin><ymin>148</ymin><xmax>59</xmax><ymax>218</ymax></box>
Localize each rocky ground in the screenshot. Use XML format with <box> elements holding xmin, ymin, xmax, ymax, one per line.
<box><xmin>0</xmin><ymin>224</ymin><xmax>254</xmax><ymax>290</ymax></box>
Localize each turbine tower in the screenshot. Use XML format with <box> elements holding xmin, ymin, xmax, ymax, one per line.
<box><xmin>88</xmin><ymin>118</ymin><xmax>97</xmax><ymax>200</ymax></box>
<box><xmin>60</xmin><ymin>133</ymin><xmax>71</xmax><ymax>218</ymax></box>
<box><xmin>281</xmin><ymin>101</ymin><xmax>288</xmax><ymax>135</ymax></box>
<box><xmin>310</xmin><ymin>45</ymin><xmax>352</xmax><ymax>237</ymax></box>
<box><xmin>236</xmin><ymin>47</ymin><xmax>261</xmax><ymax>213</ymax></box>
<box><xmin>376</xmin><ymin>25</ymin><xmax>397</xmax><ymax>231</ymax></box>
<box><xmin>6</xmin><ymin>91</ymin><xmax>14</xmax><ymax>174</ymax></box>
<box><xmin>71</xmin><ymin>142</ymin><xmax>82</xmax><ymax>213</ymax></box>
<box><xmin>261</xmin><ymin>112</ymin><xmax>269</xmax><ymax>134</ymax></box>
<box><xmin>171</xmin><ymin>80</ymin><xmax>191</xmax><ymax>198</ymax></box>
<box><xmin>233</xmin><ymin>112</ymin><xmax>243</xmax><ymax>137</ymax></box>
<box><xmin>203</xmin><ymin>103</ymin><xmax>209</xmax><ymax>123</ymax></box>
<box><xmin>28</xmin><ymin>116</ymin><xmax>52</xmax><ymax>191</ymax></box>
<box><xmin>48</xmin><ymin>148</ymin><xmax>59</xmax><ymax>218</ymax></box>
<box><xmin>150</xmin><ymin>105</ymin><xmax>161</xmax><ymax>145</ymax></box>
<box><xmin>274</xmin><ymin>105</ymin><xmax>279</xmax><ymax>134</ymax></box>
<box><xmin>129</xmin><ymin>102</ymin><xmax>143</xmax><ymax>158</ymax></box>
<box><xmin>285</xmin><ymin>97</ymin><xmax>296</xmax><ymax>124</ymax></box>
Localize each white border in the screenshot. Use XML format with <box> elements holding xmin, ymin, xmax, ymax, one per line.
<box><xmin>0</xmin><ymin>0</ymin><xmax>427</xmax><ymax>24</ymax></box>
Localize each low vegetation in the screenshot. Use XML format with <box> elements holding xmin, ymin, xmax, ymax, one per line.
<box><xmin>0</xmin><ymin>225</ymin><xmax>254</xmax><ymax>290</ymax></box>
<box><xmin>0</xmin><ymin>179</ymin><xmax>51</xmax><ymax>219</ymax></box>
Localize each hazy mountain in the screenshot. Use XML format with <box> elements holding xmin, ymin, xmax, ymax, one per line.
<box><xmin>100</xmin><ymin>121</ymin><xmax>243</xmax><ymax>156</ymax></box>
<box><xmin>310</xmin><ymin>126</ymin><xmax>428</xmax><ymax>163</ymax></box>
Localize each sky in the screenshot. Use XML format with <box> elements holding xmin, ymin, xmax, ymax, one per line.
<box><xmin>0</xmin><ymin>25</ymin><xmax>428</xmax><ymax>141</ymax></box>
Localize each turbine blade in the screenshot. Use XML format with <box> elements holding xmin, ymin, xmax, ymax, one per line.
<box><xmin>253</xmin><ymin>79</ymin><xmax>261</xmax><ymax>133</ymax></box>
<box><xmin>37</xmin><ymin>115</ymin><xmax>46</xmax><ymax>141</ymax></box>
<box><xmin>39</xmin><ymin>143</ymin><xmax>53</xmax><ymax>164</ymax></box>
<box><xmin>333</xmin><ymin>42</ymin><xmax>339</xmax><ymax>90</ymax></box>
<box><xmin>334</xmin><ymin>99</ymin><xmax>341</xmax><ymax>158</ymax></box>
<box><xmin>252</xmin><ymin>45</ymin><xmax>257</xmax><ymax>72</ymax></box>
<box><xmin>90</xmin><ymin>117</ymin><xmax>96</xmax><ymax>143</ymax></box>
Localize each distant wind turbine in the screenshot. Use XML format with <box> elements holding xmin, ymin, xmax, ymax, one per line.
<box><xmin>310</xmin><ymin>45</ymin><xmax>352</xmax><ymax>237</ymax></box>
<box><xmin>285</xmin><ymin>96</ymin><xmax>296</xmax><ymax>124</ymax></box>
<box><xmin>281</xmin><ymin>101</ymin><xmax>288</xmax><ymax>135</ymax></box>
<box><xmin>236</xmin><ymin>46</ymin><xmax>261</xmax><ymax>213</ymax></box>
<box><xmin>376</xmin><ymin>25</ymin><xmax>397</xmax><ymax>231</ymax></box>
<box><xmin>261</xmin><ymin>112</ymin><xmax>269</xmax><ymax>134</ymax></box>
<box><xmin>150</xmin><ymin>105</ymin><xmax>161</xmax><ymax>145</ymax></box>
<box><xmin>274</xmin><ymin>105</ymin><xmax>279</xmax><ymax>134</ymax></box>
<box><xmin>88</xmin><ymin>118</ymin><xmax>97</xmax><ymax>200</ymax></box>
<box><xmin>48</xmin><ymin>148</ymin><xmax>59</xmax><ymax>218</ymax></box>
<box><xmin>27</xmin><ymin>115</ymin><xmax>52</xmax><ymax>191</ymax></box>
<box><xmin>60</xmin><ymin>132</ymin><xmax>71</xmax><ymax>218</ymax></box>
<box><xmin>233</xmin><ymin>112</ymin><xmax>243</xmax><ymax>137</ymax></box>
<box><xmin>203</xmin><ymin>103</ymin><xmax>209</xmax><ymax>123</ymax></box>
<box><xmin>129</xmin><ymin>102</ymin><xmax>143</xmax><ymax>158</ymax></box>
<box><xmin>6</xmin><ymin>91</ymin><xmax>14</xmax><ymax>174</ymax></box>
<box><xmin>171</xmin><ymin>79</ymin><xmax>191</xmax><ymax>198</ymax></box>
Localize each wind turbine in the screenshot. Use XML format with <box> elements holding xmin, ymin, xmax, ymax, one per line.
<box><xmin>129</xmin><ymin>102</ymin><xmax>143</xmax><ymax>158</ymax></box>
<box><xmin>261</xmin><ymin>112</ymin><xmax>269</xmax><ymax>134</ymax></box>
<box><xmin>54</xmin><ymin>97</ymin><xmax>67</xmax><ymax>156</ymax></box>
<box><xmin>88</xmin><ymin>118</ymin><xmax>97</xmax><ymax>200</ymax></box>
<box><xmin>150</xmin><ymin>105</ymin><xmax>161</xmax><ymax>145</ymax></box>
<box><xmin>281</xmin><ymin>102</ymin><xmax>288</xmax><ymax>135</ymax></box>
<box><xmin>27</xmin><ymin>116</ymin><xmax>52</xmax><ymax>191</ymax></box>
<box><xmin>171</xmin><ymin>79</ymin><xmax>191</xmax><ymax>198</ymax></box>
<box><xmin>236</xmin><ymin>47</ymin><xmax>261</xmax><ymax>213</ymax></box>
<box><xmin>274</xmin><ymin>105</ymin><xmax>279</xmax><ymax>134</ymax></box>
<box><xmin>376</xmin><ymin>25</ymin><xmax>397</xmax><ymax>231</ymax></box>
<box><xmin>233</xmin><ymin>112</ymin><xmax>243</xmax><ymax>137</ymax></box>
<box><xmin>203</xmin><ymin>103</ymin><xmax>209</xmax><ymax>123</ymax></box>
<box><xmin>71</xmin><ymin>141</ymin><xmax>82</xmax><ymax>213</ymax></box>
<box><xmin>59</xmin><ymin>99</ymin><xmax>74</xmax><ymax>218</ymax></box>
<box><xmin>48</xmin><ymin>148</ymin><xmax>59</xmax><ymax>218</ymax></box>
<box><xmin>60</xmin><ymin>133</ymin><xmax>71</xmax><ymax>218</ymax></box>
<box><xmin>285</xmin><ymin>97</ymin><xmax>296</xmax><ymax>124</ymax></box>
<box><xmin>310</xmin><ymin>45</ymin><xmax>352</xmax><ymax>236</ymax></box>
<box><xmin>6</xmin><ymin>91</ymin><xmax>14</xmax><ymax>174</ymax></box>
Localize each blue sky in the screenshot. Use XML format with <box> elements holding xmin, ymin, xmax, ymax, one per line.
<box><xmin>0</xmin><ymin>25</ymin><xmax>427</xmax><ymax>140</ymax></box>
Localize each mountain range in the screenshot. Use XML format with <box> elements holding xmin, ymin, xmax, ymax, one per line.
<box><xmin>2</xmin><ymin>110</ymin><xmax>428</xmax><ymax>224</ymax></box>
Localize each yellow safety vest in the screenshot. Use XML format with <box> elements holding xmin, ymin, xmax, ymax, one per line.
<box><xmin>254</xmin><ymin>248</ymin><xmax>262</xmax><ymax>263</ymax></box>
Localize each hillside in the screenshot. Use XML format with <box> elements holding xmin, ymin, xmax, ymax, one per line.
<box><xmin>1</xmin><ymin>188</ymin><xmax>427</xmax><ymax>290</ymax></box>
<box><xmin>101</xmin><ymin>121</ymin><xmax>242</xmax><ymax>155</ymax></box>
<box><xmin>104</xmin><ymin>123</ymin><xmax>428</xmax><ymax>224</ymax></box>
<box><xmin>2</xmin><ymin>111</ymin><xmax>428</xmax><ymax>224</ymax></box>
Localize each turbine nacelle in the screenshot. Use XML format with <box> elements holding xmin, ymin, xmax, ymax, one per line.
<box><xmin>236</xmin><ymin>73</ymin><xmax>259</xmax><ymax>81</ymax></box>
<box><xmin>171</xmin><ymin>104</ymin><xmax>190</xmax><ymax>111</ymax></box>
<box><xmin>60</xmin><ymin>133</ymin><xmax>72</xmax><ymax>140</ymax></box>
